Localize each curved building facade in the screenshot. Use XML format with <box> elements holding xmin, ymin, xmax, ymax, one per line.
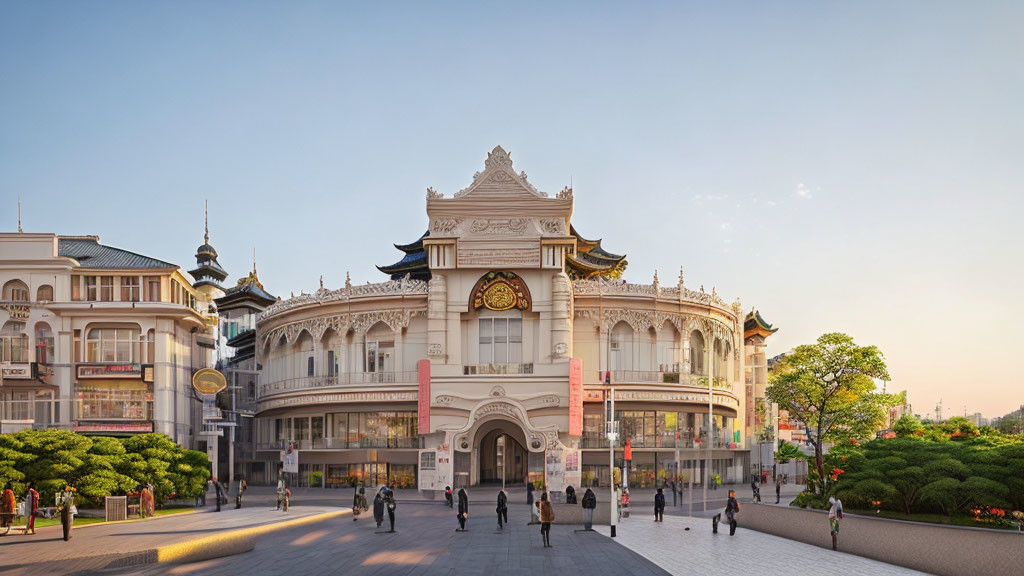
<box><xmin>254</xmin><ymin>147</ymin><xmax>755</xmax><ymax>490</ymax></box>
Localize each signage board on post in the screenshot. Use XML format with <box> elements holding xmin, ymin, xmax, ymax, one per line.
<box><xmin>563</xmin><ymin>448</ymin><xmax>581</xmax><ymax>490</ymax></box>
<box><xmin>281</xmin><ymin>442</ymin><xmax>299</xmax><ymax>474</ymax></box>
<box><xmin>545</xmin><ymin>448</ymin><xmax>565</xmax><ymax>493</ymax></box>
<box><xmin>417</xmin><ymin>449</ymin><xmax>452</xmax><ymax>492</ymax></box>
<box><xmin>192</xmin><ymin>368</ymin><xmax>227</xmax><ymax>395</ymax></box>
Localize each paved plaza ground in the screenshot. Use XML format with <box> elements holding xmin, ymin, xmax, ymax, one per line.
<box><xmin>0</xmin><ymin>484</ymin><xmax>936</xmax><ymax>576</ymax></box>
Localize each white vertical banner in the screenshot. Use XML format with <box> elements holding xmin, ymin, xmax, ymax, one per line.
<box><xmin>545</xmin><ymin>448</ymin><xmax>564</xmax><ymax>493</ymax></box>
<box><xmin>563</xmin><ymin>448</ymin><xmax>581</xmax><ymax>490</ymax></box>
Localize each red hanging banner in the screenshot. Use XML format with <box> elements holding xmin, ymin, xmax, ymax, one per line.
<box><xmin>569</xmin><ymin>357</ymin><xmax>583</xmax><ymax>436</ymax></box>
<box><xmin>418</xmin><ymin>359</ymin><xmax>431</xmax><ymax>434</ymax></box>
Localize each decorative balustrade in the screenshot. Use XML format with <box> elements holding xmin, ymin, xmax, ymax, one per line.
<box><xmin>572</xmin><ymin>277</ymin><xmax>734</xmax><ymax>309</ymax></box>
<box><xmin>256</xmin><ymin>437</ymin><xmax>423</xmax><ymax>451</ymax></box>
<box><xmin>463</xmin><ymin>363</ymin><xmax>534</xmax><ymax>375</ymax></box>
<box><xmin>259</xmin><ymin>277</ymin><xmax>429</xmax><ymax>321</ymax></box>
<box><xmin>258</xmin><ymin>371</ymin><xmax>418</xmax><ymax>397</ymax></box>
<box><xmin>593</xmin><ymin>370</ymin><xmax>733</xmax><ymax>390</ymax></box>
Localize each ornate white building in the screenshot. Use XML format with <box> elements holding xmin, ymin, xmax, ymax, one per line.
<box><xmin>254</xmin><ymin>147</ymin><xmax>763</xmax><ymax>490</ymax></box>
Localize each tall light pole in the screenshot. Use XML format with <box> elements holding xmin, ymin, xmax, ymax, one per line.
<box><xmin>703</xmin><ymin>341</ymin><xmax>713</xmax><ymax>511</ymax></box>
<box><xmin>607</xmin><ymin>387</ymin><xmax>618</xmax><ymax>537</ymax></box>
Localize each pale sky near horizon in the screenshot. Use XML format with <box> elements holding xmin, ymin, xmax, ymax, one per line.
<box><xmin>2</xmin><ymin>2</ymin><xmax>1021</xmax><ymax>419</ymax></box>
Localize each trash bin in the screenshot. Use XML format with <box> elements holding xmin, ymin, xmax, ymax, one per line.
<box><xmin>105</xmin><ymin>496</ymin><xmax>127</xmax><ymax>522</ymax></box>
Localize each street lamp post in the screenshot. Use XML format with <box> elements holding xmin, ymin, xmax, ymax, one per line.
<box><xmin>704</xmin><ymin>345</ymin><xmax>713</xmax><ymax>511</ymax></box>
<box><xmin>607</xmin><ymin>387</ymin><xmax>618</xmax><ymax>537</ymax></box>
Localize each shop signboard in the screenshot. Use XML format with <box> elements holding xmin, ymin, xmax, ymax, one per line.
<box><xmin>545</xmin><ymin>448</ymin><xmax>565</xmax><ymax>493</ymax></box>
<box><xmin>77</xmin><ymin>364</ymin><xmax>142</xmax><ymax>379</ymax></box>
<box><xmin>75</xmin><ymin>422</ymin><xmax>153</xmax><ymax>434</ymax></box>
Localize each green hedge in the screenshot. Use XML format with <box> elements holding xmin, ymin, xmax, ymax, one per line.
<box><xmin>0</xmin><ymin>430</ymin><xmax>210</xmax><ymax>508</ymax></box>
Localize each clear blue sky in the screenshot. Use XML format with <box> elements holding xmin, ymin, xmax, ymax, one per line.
<box><xmin>2</xmin><ymin>1</ymin><xmax>1022</xmax><ymax>418</ymax></box>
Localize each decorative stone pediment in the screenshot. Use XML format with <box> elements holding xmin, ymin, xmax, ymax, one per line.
<box><xmin>454</xmin><ymin>146</ymin><xmax>548</xmax><ymax>199</ymax></box>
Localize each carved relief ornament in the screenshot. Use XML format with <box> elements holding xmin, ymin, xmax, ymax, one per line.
<box><xmin>471</xmin><ymin>271</ymin><xmax>532</xmax><ymax>312</ymax></box>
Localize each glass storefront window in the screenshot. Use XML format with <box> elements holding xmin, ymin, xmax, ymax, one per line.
<box><xmin>76</xmin><ymin>386</ymin><xmax>153</xmax><ymax>420</ymax></box>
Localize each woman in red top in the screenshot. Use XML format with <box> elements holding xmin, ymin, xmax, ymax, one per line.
<box><xmin>1</xmin><ymin>482</ymin><xmax>15</xmax><ymax>528</ymax></box>
<box><xmin>26</xmin><ymin>482</ymin><xmax>39</xmax><ymax>535</ymax></box>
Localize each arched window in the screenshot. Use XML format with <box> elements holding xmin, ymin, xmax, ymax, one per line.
<box><xmin>36</xmin><ymin>285</ymin><xmax>54</xmax><ymax>302</ymax></box>
<box><xmin>293</xmin><ymin>331</ymin><xmax>314</xmax><ymax>377</ymax></box>
<box><xmin>2</xmin><ymin>280</ymin><xmax>29</xmax><ymax>302</ymax></box>
<box><xmin>86</xmin><ymin>326</ymin><xmax>141</xmax><ymax>363</ymax></box>
<box><xmin>365</xmin><ymin>322</ymin><xmax>395</xmax><ymax>373</ymax></box>
<box><xmin>34</xmin><ymin>322</ymin><xmax>54</xmax><ymax>364</ymax></box>
<box><xmin>689</xmin><ymin>330</ymin><xmax>705</xmax><ymax>376</ymax></box>
<box><xmin>610</xmin><ymin>321</ymin><xmax>634</xmax><ymax>371</ymax></box>
<box><xmin>1</xmin><ymin>321</ymin><xmax>29</xmax><ymax>363</ymax></box>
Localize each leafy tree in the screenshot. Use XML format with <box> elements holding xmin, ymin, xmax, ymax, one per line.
<box><xmin>893</xmin><ymin>414</ymin><xmax>923</xmax><ymax>437</ymax></box>
<box><xmin>766</xmin><ymin>333</ymin><xmax>895</xmax><ymax>490</ymax></box>
<box><xmin>774</xmin><ymin>440</ymin><xmax>805</xmax><ymax>463</ymax></box>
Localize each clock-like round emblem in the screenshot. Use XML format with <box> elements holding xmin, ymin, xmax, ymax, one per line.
<box><xmin>482</xmin><ymin>281</ymin><xmax>517</xmax><ymax>311</ymax></box>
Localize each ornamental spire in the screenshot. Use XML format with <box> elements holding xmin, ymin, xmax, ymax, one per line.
<box><xmin>204</xmin><ymin>199</ymin><xmax>209</xmax><ymax>244</ymax></box>
<box><xmin>17</xmin><ymin>195</ymin><xmax>22</xmax><ymax>233</ymax></box>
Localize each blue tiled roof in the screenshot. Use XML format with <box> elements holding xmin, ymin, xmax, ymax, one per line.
<box><xmin>58</xmin><ymin>237</ymin><xmax>177</xmax><ymax>270</ymax></box>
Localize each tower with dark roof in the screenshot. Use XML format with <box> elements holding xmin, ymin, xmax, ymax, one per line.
<box><xmin>189</xmin><ymin>201</ymin><xmax>228</xmax><ymax>291</ymax></box>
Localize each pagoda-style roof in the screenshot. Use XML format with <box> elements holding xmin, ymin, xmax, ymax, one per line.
<box><xmin>565</xmin><ymin>225</ymin><xmax>627</xmax><ymax>279</ymax></box>
<box><xmin>744</xmin><ymin>309</ymin><xmax>778</xmax><ymax>340</ymax></box>
<box><xmin>215</xmin><ymin>268</ymin><xmax>276</xmax><ymax>309</ymax></box>
<box><xmin>377</xmin><ymin>236</ymin><xmax>431</xmax><ymax>281</ymax></box>
<box><xmin>189</xmin><ymin>203</ymin><xmax>228</xmax><ymax>287</ymax></box>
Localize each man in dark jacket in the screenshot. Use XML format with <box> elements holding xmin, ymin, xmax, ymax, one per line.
<box><xmin>496</xmin><ymin>490</ymin><xmax>508</xmax><ymax>529</ymax></box>
<box><xmin>445</xmin><ymin>486</ymin><xmax>453</xmax><ymax>508</ymax></box>
<box><xmin>775</xmin><ymin>479</ymin><xmax>782</xmax><ymax>504</ymax></box>
<box><xmin>581</xmin><ymin>488</ymin><xmax>597</xmax><ymax>530</ymax></box>
<box><xmin>565</xmin><ymin>485</ymin><xmax>577</xmax><ymax>504</ymax></box>
<box><xmin>353</xmin><ymin>484</ymin><xmax>367</xmax><ymax>521</ymax></box>
<box><xmin>457</xmin><ymin>488</ymin><xmax>469</xmax><ymax>531</ymax></box>
<box><xmin>383</xmin><ymin>487</ymin><xmax>396</xmax><ymax>532</ymax></box>
<box><xmin>654</xmin><ymin>487</ymin><xmax>665</xmax><ymax>522</ymax></box>
<box><xmin>373</xmin><ymin>487</ymin><xmax>385</xmax><ymax>528</ymax></box>
<box><xmin>725</xmin><ymin>490</ymin><xmax>740</xmax><ymax>535</ymax></box>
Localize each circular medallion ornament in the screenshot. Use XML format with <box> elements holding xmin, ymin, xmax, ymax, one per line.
<box><xmin>192</xmin><ymin>368</ymin><xmax>227</xmax><ymax>395</ymax></box>
<box><xmin>482</xmin><ymin>281</ymin><xmax>517</xmax><ymax>311</ymax></box>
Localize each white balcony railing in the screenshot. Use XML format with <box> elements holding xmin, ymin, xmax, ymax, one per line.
<box><xmin>463</xmin><ymin>363</ymin><xmax>534</xmax><ymax>375</ymax></box>
<box><xmin>258</xmin><ymin>371</ymin><xmax>418</xmax><ymax>398</ymax></box>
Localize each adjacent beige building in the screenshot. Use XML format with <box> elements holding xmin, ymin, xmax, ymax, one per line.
<box><xmin>0</xmin><ymin>232</ymin><xmax>217</xmax><ymax>446</ymax></box>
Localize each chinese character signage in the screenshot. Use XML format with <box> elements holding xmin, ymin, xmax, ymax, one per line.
<box><xmin>77</xmin><ymin>364</ymin><xmax>142</xmax><ymax>379</ymax></box>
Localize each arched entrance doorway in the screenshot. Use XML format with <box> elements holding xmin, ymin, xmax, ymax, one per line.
<box><xmin>474</xmin><ymin>419</ymin><xmax>528</xmax><ymax>486</ymax></box>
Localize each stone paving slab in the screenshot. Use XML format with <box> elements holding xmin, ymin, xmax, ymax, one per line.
<box><xmin>595</xmin><ymin>513</ymin><xmax>932</xmax><ymax>575</ymax></box>
<box><xmin>86</xmin><ymin>498</ymin><xmax>668</xmax><ymax>576</ymax></box>
<box><xmin>0</xmin><ymin>505</ymin><xmax>340</xmax><ymax>576</ymax></box>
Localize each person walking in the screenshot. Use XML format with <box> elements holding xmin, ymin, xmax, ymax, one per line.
<box><xmin>828</xmin><ymin>496</ymin><xmax>844</xmax><ymax>550</ymax></box>
<box><xmin>353</xmin><ymin>484</ymin><xmax>367</xmax><ymax>521</ymax></box>
<box><xmin>384</xmin><ymin>487</ymin><xmax>397</xmax><ymax>532</ymax></box>
<box><xmin>444</xmin><ymin>485</ymin><xmax>453</xmax><ymax>508</ymax></box>
<box><xmin>751</xmin><ymin>477</ymin><xmax>761</xmax><ymax>503</ymax></box>
<box><xmin>775</xmin><ymin>479</ymin><xmax>781</xmax><ymax>504</ymax></box>
<box><xmin>235</xmin><ymin>477</ymin><xmax>247</xmax><ymax>509</ymax></box>
<box><xmin>725</xmin><ymin>490</ymin><xmax>740</xmax><ymax>536</ymax></box>
<box><xmin>526</xmin><ymin>481</ymin><xmax>534</xmax><ymax>507</ymax></box>
<box><xmin>275</xmin><ymin>476</ymin><xmax>287</xmax><ymax>511</ymax></box>
<box><xmin>373</xmin><ymin>487</ymin><xmax>386</xmax><ymax>528</ymax></box>
<box><xmin>670</xmin><ymin>479</ymin><xmax>677</xmax><ymax>507</ymax></box>
<box><xmin>456</xmin><ymin>488</ymin><xmax>469</xmax><ymax>531</ymax></box>
<box><xmin>213</xmin><ymin>480</ymin><xmax>225</xmax><ymax>512</ymax></box>
<box><xmin>581</xmin><ymin>487</ymin><xmax>597</xmax><ymax>531</ymax></box>
<box><xmin>496</xmin><ymin>489</ymin><xmax>508</xmax><ymax>530</ymax></box>
<box><xmin>654</xmin><ymin>487</ymin><xmax>665</xmax><ymax>522</ymax></box>
<box><xmin>539</xmin><ymin>492</ymin><xmax>554</xmax><ymax>547</ymax></box>
<box><xmin>25</xmin><ymin>481</ymin><xmax>38</xmax><ymax>535</ymax></box>
<box><xmin>58</xmin><ymin>487</ymin><xmax>76</xmax><ymax>541</ymax></box>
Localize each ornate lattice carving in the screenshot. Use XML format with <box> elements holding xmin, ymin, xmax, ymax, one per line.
<box><xmin>468</xmin><ymin>218</ymin><xmax>529</xmax><ymax>235</ymax></box>
<box><xmin>430</xmin><ymin>218</ymin><xmax>461</xmax><ymax>233</ymax></box>
<box><xmin>539</xmin><ymin>219</ymin><xmax>564</xmax><ymax>235</ymax></box>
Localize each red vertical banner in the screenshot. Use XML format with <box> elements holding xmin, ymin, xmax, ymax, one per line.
<box><xmin>569</xmin><ymin>357</ymin><xmax>583</xmax><ymax>436</ymax></box>
<box><xmin>418</xmin><ymin>359</ymin><xmax>431</xmax><ymax>435</ymax></box>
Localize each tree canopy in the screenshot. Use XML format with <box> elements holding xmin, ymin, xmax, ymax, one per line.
<box><xmin>766</xmin><ymin>332</ymin><xmax>897</xmax><ymax>491</ymax></box>
<box><xmin>0</xmin><ymin>430</ymin><xmax>209</xmax><ymax>507</ymax></box>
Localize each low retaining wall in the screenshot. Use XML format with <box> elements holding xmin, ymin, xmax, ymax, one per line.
<box><xmin>741</xmin><ymin>503</ymin><xmax>1023</xmax><ymax>576</ymax></box>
